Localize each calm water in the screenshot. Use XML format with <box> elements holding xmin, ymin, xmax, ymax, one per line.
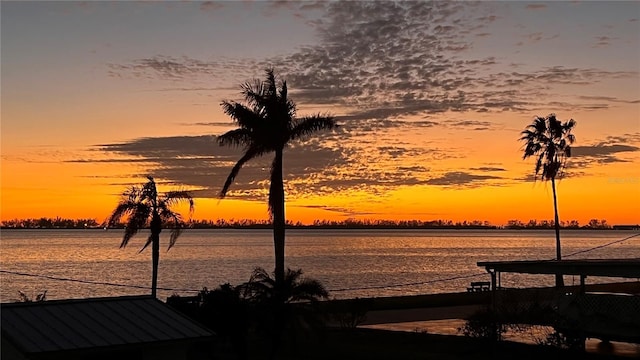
<box><xmin>1</xmin><ymin>229</ymin><xmax>639</xmax><ymax>302</ymax></box>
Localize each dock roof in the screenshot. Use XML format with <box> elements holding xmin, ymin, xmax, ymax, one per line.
<box><xmin>477</xmin><ymin>258</ymin><xmax>640</xmax><ymax>278</ymax></box>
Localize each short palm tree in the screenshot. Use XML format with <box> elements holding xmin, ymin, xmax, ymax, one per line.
<box><xmin>242</xmin><ymin>267</ymin><xmax>329</xmax><ymax>306</ymax></box>
<box><xmin>241</xmin><ymin>267</ymin><xmax>329</xmax><ymax>359</ymax></box>
<box><xmin>105</xmin><ymin>176</ymin><xmax>194</xmax><ymax>297</ymax></box>
<box><xmin>520</xmin><ymin>114</ymin><xmax>576</xmax><ymax>286</ymax></box>
<box><xmin>218</xmin><ymin>68</ymin><xmax>336</xmax><ymax>287</ymax></box>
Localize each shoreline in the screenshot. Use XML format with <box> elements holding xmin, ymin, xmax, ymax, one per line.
<box><xmin>322</xmin><ymin>281</ymin><xmax>640</xmax><ymax>315</ymax></box>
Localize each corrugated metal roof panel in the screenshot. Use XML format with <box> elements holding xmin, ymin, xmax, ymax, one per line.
<box><xmin>1</xmin><ymin>295</ymin><xmax>214</xmax><ymax>355</ymax></box>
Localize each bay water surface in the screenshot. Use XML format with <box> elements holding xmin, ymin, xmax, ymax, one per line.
<box><xmin>1</xmin><ymin>229</ymin><xmax>639</xmax><ymax>302</ymax></box>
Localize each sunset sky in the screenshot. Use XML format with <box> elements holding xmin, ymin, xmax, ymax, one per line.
<box><xmin>2</xmin><ymin>1</ymin><xmax>639</xmax><ymax>225</ymax></box>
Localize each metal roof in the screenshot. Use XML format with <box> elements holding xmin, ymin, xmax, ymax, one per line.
<box><xmin>478</xmin><ymin>258</ymin><xmax>640</xmax><ymax>278</ymax></box>
<box><xmin>1</xmin><ymin>295</ymin><xmax>214</xmax><ymax>355</ymax></box>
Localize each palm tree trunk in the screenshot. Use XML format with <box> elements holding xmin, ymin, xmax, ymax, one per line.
<box><xmin>151</xmin><ymin>215</ymin><xmax>162</xmax><ymax>298</ymax></box>
<box><xmin>551</xmin><ymin>177</ymin><xmax>564</xmax><ymax>287</ymax></box>
<box><xmin>271</xmin><ymin>148</ymin><xmax>286</xmax><ymax>288</ymax></box>
<box><xmin>150</xmin><ymin>234</ymin><xmax>160</xmax><ymax>297</ymax></box>
<box><xmin>269</xmin><ymin>148</ymin><xmax>286</xmax><ymax>360</ymax></box>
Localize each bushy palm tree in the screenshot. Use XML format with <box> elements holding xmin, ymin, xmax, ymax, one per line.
<box><xmin>105</xmin><ymin>176</ymin><xmax>194</xmax><ymax>297</ymax></box>
<box><xmin>242</xmin><ymin>267</ymin><xmax>329</xmax><ymax>306</ymax></box>
<box><xmin>520</xmin><ymin>114</ymin><xmax>576</xmax><ymax>286</ymax></box>
<box><xmin>241</xmin><ymin>267</ymin><xmax>329</xmax><ymax>359</ymax></box>
<box><xmin>218</xmin><ymin>69</ymin><xmax>336</xmax><ymax>287</ymax></box>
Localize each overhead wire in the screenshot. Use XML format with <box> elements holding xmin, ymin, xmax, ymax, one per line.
<box><xmin>0</xmin><ymin>269</ymin><xmax>200</xmax><ymax>293</ymax></box>
<box><xmin>562</xmin><ymin>232</ymin><xmax>640</xmax><ymax>259</ymax></box>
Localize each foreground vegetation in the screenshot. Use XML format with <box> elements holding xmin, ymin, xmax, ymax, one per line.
<box><xmin>167</xmin><ymin>278</ymin><xmax>638</xmax><ymax>360</ymax></box>
<box><xmin>204</xmin><ymin>327</ymin><xmax>627</xmax><ymax>360</ymax></box>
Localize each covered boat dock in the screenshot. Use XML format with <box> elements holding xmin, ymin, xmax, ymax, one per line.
<box><xmin>476</xmin><ymin>258</ymin><xmax>640</xmax><ymax>344</ymax></box>
<box><xmin>477</xmin><ymin>258</ymin><xmax>640</xmax><ymax>293</ymax></box>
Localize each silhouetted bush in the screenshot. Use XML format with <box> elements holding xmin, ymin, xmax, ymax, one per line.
<box><xmin>458</xmin><ymin>307</ymin><xmax>506</xmax><ymax>341</ymax></box>
<box><xmin>330</xmin><ymin>297</ymin><xmax>374</xmax><ymax>329</ymax></box>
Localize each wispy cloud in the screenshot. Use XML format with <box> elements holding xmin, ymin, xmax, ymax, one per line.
<box><xmin>567</xmin><ymin>135</ymin><xmax>640</xmax><ymax>167</ymax></box>
<box><xmin>469</xmin><ymin>167</ymin><xmax>506</xmax><ymax>172</ymax></box>
<box><xmin>572</xmin><ymin>144</ymin><xmax>639</xmax><ymax>158</ymax></box>
<box><xmin>96</xmin><ymin>1</ymin><xmax>639</xmax><ymax>200</ymax></box>
<box><xmin>448</xmin><ymin>120</ymin><xmax>495</xmax><ymax>131</ymax></box>
<box><xmin>86</xmin><ymin>129</ymin><xmax>485</xmax><ymax>200</ymax></box>
<box><xmin>593</xmin><ymin>35</ymin><xmax>615</xmax><ymax>48</ymax></box>
<box><xmin>426</xmin><ymin>171</ymin><xmax>503</xmax><ymax>188</ymax></box>
<box><xmin>82</xmin><ymin>135</ymin><xmax>353</xmax><ymax>201</ymax></box>
<box><xmin>108</xmin><ymin>1</ymin><xmax>638</xmax><ymax>132</ymax></box>
<box><xmin>570</xmin><ymin>144</ymin><xmax>639</xmax><ymax>166</ymax></box>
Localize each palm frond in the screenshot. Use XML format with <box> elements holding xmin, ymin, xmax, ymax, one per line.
<box><xmin>240</xmin><ymin>78</ymin><xmax>266</xmax><ymax>111</ymax></box>
<box><xmin>121</xmin><ymin>203</ymin><xmax>151</xmax><ymax>248</ymax></box>
<box><xmin>289</xmin><ymin>278</ymin><xmax>329</xmax><ymax>302</ymax></box>
<box><xmin>141</xmin><ymin>177</ymin><xmax>158</xmax><ymax>206</ymax></box>
<box><xmin>163</xmin><ymin>190</ymin><xmax>194</xmax><ymax>215</ymax></box>
<box><xmin>243</xmin><ymin>267</ymin><xmax>329</xmax><ymax>304</ymax></box>
<box><xmin>157</xmin><ymin>203</ymin><xmax>185</xmax><ymax>250</ymax></box>
<box><xmin>289</xmin><ymin>115</ymin><xmax>337</xmax><ymax>142</ymax></box>
<box><xmin>140</xmin><ymin>233</ymin><xmax>154</xmax><ymax>253</ymax></box>
<box><xmin>243</xmin><ymin>267</ymin><xmax>277</xmax><ymax>301</ymax></box>
<box><xmin>221</xmin><ymin>101</ymin><xmax>264</xmax><ymax>130</ymax></box>
<box><xmin>279</xmin><ymin>79</ymin><xmax>287</xmax><ymax>100</ymax></box>
<box><xmin>106</xmin><ymin>201</ymin><xmax>137</xmax><ymax>227</ymax></box>
<box><xmin>220</xmin><ymin>145</ymin><xmax>265</xmax><ymax>198</ymax></box>
<box><xmin>217</xmin><ymin>128</ymin><xmax>253</xmax><ymax>148</ymax></box>
<box><xmin>264</xmin><ymin>68</ymin><xmax>278</xmax><ymax>97</ymax></box>
<box><xmin>168</xmin><ymin>227</ymin><xmax>183</xmax><ymax>250</ymax></box>
<box><xmin>250</xmin><ymin>267</ymin><xmax>274</xmax><ymax>285</ymax></box>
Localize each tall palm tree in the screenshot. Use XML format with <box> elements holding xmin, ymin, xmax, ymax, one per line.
<box><xmin>520</xmin><ymin>114</ymin><xmax>576</xmax><ymax>286</ymax></box>
<box><xmin>218</xmin><ymin>68</ymin><xmax>336</xmax><ymax>287</ymax></box>
<box><xmin>105</xmin><ymin>176</ymin><xmax>194</xmax><ymax>297</ymax></box>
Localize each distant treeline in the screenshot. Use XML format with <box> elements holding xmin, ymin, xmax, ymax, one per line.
<box><xmin>1</xmin><ymin>218</ymin><xmax>101</xmax><ymax>229</ymax></box>
<box><xmin>1</xmin><ymin>217</ymin><xmax>635</xmax><ymax>230</ymax></box>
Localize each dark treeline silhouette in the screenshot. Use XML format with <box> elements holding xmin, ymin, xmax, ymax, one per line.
<box><xmin>504</xmin><ymin>219</ymin><xmax>612</xmax><ymax>229</ymax></box>
<box><xmin>190</xmin><ymin>218</ymin><xmax>499</xmax><ymax>229</ymax></box>
<box><xmin>2</xmin><ymin>217</ymin><xmax>626</xmax><ymax>230</ymax></box>
<box><xmin>0</xmin><ymin>217</ymin><xmax>100</xmax><ymax>229</ymax></box>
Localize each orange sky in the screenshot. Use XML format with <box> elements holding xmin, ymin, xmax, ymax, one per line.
<box><xmin>2</xmin><ymin>1</ymin><xmax>639</xmax><ymax>226</ymax></box>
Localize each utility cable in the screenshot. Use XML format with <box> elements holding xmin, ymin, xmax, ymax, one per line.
<box><xmin>562</xmin><ymin>232</ymin><xmax>640</xmax><ymax>259</ymax></box>
<box><xmin>0</xmin><ymin>269</ymin><xmax>200</xmax><ymax>293</ymax></box>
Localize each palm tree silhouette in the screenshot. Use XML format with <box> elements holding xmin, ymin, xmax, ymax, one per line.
<box><xmin>242</xmin><ymin>267</ymin><xmax>329</xmax><ymax>306</ymax></box>
<box><xmin>241</xmin><ymin>267</ymin><xmax>329</xmax><ymax>359</ymax></box>
<box><xmin>218</xmin><ymin>68</ymin><xmax>336</xmax><ymax>287</ymax></box>
<box><xmin>105</xmin><ymin>176</ymin><xmax>194</xmax><ymax>297</ymax></box>
<box><xmin>520</xmin><ymin>114</ymin><xmax>576</xmax><ymax>286</ymax></box>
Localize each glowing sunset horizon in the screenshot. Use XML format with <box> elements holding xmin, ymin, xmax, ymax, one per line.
<box><xmin>2</xmin><ymin>1</ymin><xmax>639</xmax><ymax>226</ymax></box>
